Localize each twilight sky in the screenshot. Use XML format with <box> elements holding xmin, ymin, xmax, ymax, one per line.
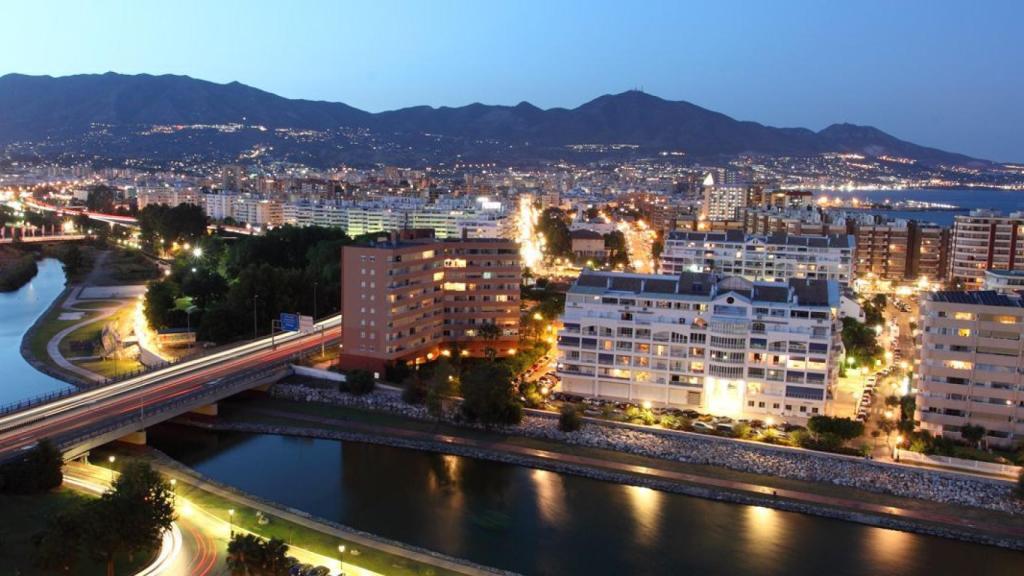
<box><xmin>2</xmin><ymin>0</ymin><xmax>1022</xmax><ymax>161</ymax></box>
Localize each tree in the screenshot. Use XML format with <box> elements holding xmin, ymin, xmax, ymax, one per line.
<box><xmin>85</xmin><ymin>185</ymin><xmax>118</xmax><ymax>213</ymax></box>
<box><xmin>226</xmin><ymin>533</ymin><xmax>294</xmax><ymax>576</ymax></box>
<box><xmin>558</xmin><ymin>404</ymin><xmax>583</xmax><ymax>432</ymax></box>
<box><xmin>101</xmin><ymin>462</ymin><xmax>175</xmax><ymax>573</ymax></box>
<box><xmin>33</xmin><ymin>507</ymin><xmax>84</xmax><ymax>574</ymax></box>
<box><xmin>144</xmin><ymin>280</ymin><xmax>182</xmax><ymax>330</ymax></box>
<box><xmin>59</xmin><ymin>244</ymin><xmax>85</xmax><ymax>277</ymax></box>
<box><xmin>603</xmin><ymin>230</ymin><xmax>629</xmax><ymax>268</ymax></box>
<box><xmin>960</xmin><ymin>423</ymin><xmax>987</xmax><ymax>448</ymax></box>
<box><xmin>460</xmin><ymin>362</ymin><xmax>523</xmax><ymax>427</ymax></box>
<box><xmin>0</xmin><ymin>438</ymin><xmax>63</xmax><ymax>494</ymax></box>
<box><xmin>345</xmin><ymin>369</ymin><xmax>375</xmax><ymax>395</ymax></box>
<box><xmin>477</xmin><ymin>322</ymin><xmax>502</xmax><ymax>360</ymax></box>
<box><xmin>426</xmin><ymin>358</ymin><xmax>459</xmax><ymax>417</ymax></box>
<box><xmin>537</xmin><ymin>207</ymin><xmax>572</xmax><ymax>258</ymax></box>
<box><xmin>807</xmin><ymin>416</ymin><xmax>864</xmax><ymax>445</ymax></box>
<box><xmin>841</xmin><ymin>317</ymin><xmax>882</xmax><ymax>365</ymax></box>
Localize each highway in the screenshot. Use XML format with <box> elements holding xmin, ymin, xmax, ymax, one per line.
<box><xmin>0</xmin><ymin>316</ymin><xmax>341</xmax><ymax>461</ymax></box>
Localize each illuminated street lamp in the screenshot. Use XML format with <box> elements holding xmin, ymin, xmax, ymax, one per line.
<box><xmin>338</xmin><ymin>545</ymin><xmax>347</xmax><ymax>575</ymax></box>
<box><xmin>228</xmin><ymin>509</ymin><xmax>235</xmax><ymax>536</ymax></box>
<box><xmin>108</xmin><ymin>455</ymin><xmax>116</xmax><ymax>483</ymax></box>
<box><xmin>192</xmin><ymin>246</ymin><xmax>203</xmax><ymax>258</ymax></box>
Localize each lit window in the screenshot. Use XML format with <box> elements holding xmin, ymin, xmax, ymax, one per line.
<box><xmin>954</xmin><ymin>312</ymin><xmax>974</xmax><ymax>321</ymax></box>
<box><xmin>957</xmin><ymin>328</ymin><xmax>971</xmax><ymax>338</ymax></box>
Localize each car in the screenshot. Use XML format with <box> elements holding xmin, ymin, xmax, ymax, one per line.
<box><xmin>716</xmin><ymin>422</ymin><xmax>735</xmax><ymax>433</ymax></box>
<box><xmin>682</xmin><ymin>409</ymin><xmax>701</xmax><ymax>418</ymax></box>
<box><xmin>693</xmin><ymin>421</ymin><xmax>715</xmax><ymax>431</ymax></box>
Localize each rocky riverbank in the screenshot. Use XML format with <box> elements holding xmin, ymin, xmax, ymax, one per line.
<box><xmin>268</xmin><ymin>383</ymin><xmax>1024</xmax><ymax>517</ymax></box>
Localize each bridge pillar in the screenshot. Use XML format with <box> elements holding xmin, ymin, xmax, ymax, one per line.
<box><xmin>117</xmin><ymin>430</ymin><xmax>147</xmax><ymax>446</ymax></box>
<box><xmin>190</xmin><ymin>403</ymin><xmax>219</xmax><ymax>416</ymax></box>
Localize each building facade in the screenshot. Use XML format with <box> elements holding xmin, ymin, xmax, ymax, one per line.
<box><xmin>659</xmin><ymin>231</ymin><xmax>855</xmax><ymax>285</ymax></box>
<box><xmin>339</xmin><ymin>230</ymin><xmax>520</xmax><ymax>372</ymax></box>
<box><xmin>557</xmin><ymin>271</ymin><xmax>844</xmax><ymax>422</ymax></box>
<box><xmin>948</xmin><ymin>210</ymin><xmax>1024</xmax><ymax>290</ymax></box>
<box><xmin>916</xmin><ymin>290</ymin><xmax>1024</xmax><ymax>446</ymax></box>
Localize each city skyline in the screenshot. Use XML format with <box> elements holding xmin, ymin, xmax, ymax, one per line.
<box><xmin>1</xmin><ymin>0</ymin><xmax>1022</xmax><ymax>161</ymax></box>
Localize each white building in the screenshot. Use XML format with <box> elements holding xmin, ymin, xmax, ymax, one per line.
<box><xmin>557</xmin><ymin>271</ymin><xmax>844</xmax><ymax>422</ymax></box>
<box><xmin>701</xmin><ymin>173</ymin><xmax>748</xmax><ymax>221</ymax></box>
<box><xmin>659</xmin><ymin>231</ymin><xmax>855</xmax><ymax>286</ymax></box>
<box><xmin>982</xmin><ymin>269</ymin><xmax>1024</xmax><ymax>293</ymax></box>
<box><xmin>136</xmin><ymin>187</ymin><xmax>200</xmax><ymax>210</ymax></box>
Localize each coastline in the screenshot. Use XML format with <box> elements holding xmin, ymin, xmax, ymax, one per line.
<box><xmin>18</xmin><ymin>283</ymin><xmax>92</xmax><ymax>389</ymax></box>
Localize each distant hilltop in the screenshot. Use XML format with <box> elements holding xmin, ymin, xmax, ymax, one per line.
<box><xmin>0</xmin><ymin>72</ymin><xmax>987</xmax><ymax>167</ymax></box>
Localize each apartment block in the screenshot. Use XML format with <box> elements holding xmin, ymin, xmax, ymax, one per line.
<box><xmin>659</xmin><ymin>231</ymin><xmax>855</xmax><ymax>285</ymax></box>
<box><xmin>948</xmin><ymin>210</ymin><xmax>1024</xmax><ymax>289</ymax></box>
<box><xmin>854</xmin><ymin>222</ymin><xmax>909</xmax><ymax>280</ymax></box>
<box><xmin>557</xmin><ymin>271</ymin><xmax>844</xmax><ymax>421</ymax></box>
<box><xmin>916</xmin><ymin>290</ymin><xmax>1024</xmax><ymax>446</ymax></box>
<box><xmin>339</xmin><ymin>230</ymin><xmax>520</xmax><ymax>373</ymax></box>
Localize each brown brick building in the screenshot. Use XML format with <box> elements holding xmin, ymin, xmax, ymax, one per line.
<box><xmin>339</xmin><ymin>229</ymin><xmax>520</xmax><ymax>373</ymax></box>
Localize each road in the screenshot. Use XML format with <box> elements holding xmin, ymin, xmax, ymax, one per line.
<box><xmin>0</xmin><ymin>317</ymin><xmax>341</xmax><ymax>461</ymax></box>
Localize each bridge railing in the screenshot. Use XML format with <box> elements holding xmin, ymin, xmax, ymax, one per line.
<box><xmin>55</xmin><ymin>358</ymin><xmax>300</xmax><ymax>454</ymax></box>
<box><xmin>0</xmin><ymin>387</ymin><xmax>82</xmax><ymax>417</ymax></box>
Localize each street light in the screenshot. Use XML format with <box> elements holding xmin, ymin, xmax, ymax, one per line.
<box><xmin>338</xmin><ymin>544</ymin><xmax>346</xmax><ymax>574</ymax></box>
<box><xmin>108</xmin><ymin>455</ymin><xmax>116</xmax><ymax>483</ymax></box>
<box><xmin>228</xmin><ymin>509</ymin><xmax>235</xmax><ymax>536</ymax></box>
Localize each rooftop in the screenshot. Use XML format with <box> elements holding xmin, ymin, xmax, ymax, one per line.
<box><xmin>928</xmin><ymin>290</ymin><xmax>1024</xmax><ymax>308</ymax></box>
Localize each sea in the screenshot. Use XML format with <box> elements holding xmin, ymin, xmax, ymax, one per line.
<box><xmin>819</xmin><ymin>188</ymin><xmax>1024</xmax><ymax>227</ymax></box>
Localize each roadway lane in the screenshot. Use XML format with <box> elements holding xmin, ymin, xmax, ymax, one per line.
<box><xmin>0</xmin><ymin>325</ymin><xmax>340</xmax><ymax>459</ymax></box>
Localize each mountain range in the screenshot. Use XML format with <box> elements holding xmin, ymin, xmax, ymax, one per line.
<box><xmin>0</xmin><ymin>72</ymin><xmax>986</xmax><ymax>167</ymax></box>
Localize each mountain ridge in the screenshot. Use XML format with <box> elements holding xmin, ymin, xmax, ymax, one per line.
<box><xmin>0</xmin><ymin>72</ymin><xmax>986</xmax><ymax>166</ymax></box>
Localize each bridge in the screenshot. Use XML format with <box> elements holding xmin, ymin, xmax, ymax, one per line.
<box><xmin>0</xmin><ymin>225</ymin><xmax>89</xmax><ymax>244</ymax></box>
<box><xmin>0</xmin><ymin>316</ymin><xmax>342</xmax><ymax>463</ymax></box>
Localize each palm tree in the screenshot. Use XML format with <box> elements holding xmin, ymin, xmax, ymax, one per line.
<box><xmin>478</xmin><ymin>322</ymin><xmax>502</xmax><ymax>360</ymax></box>
<box><xmin>226</xmin><ymin>533</ymin><xmax>264</xmax><ymax>575</ymax></box>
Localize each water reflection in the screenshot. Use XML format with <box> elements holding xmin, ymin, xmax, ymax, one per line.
<box><xmin>149</xmin><ymin>425</ymin><xmax>1024</xmax><ymax>576</ymax></box>
<box><xmin>0</xmin><ymin>259</ymin><xmax>71</xmax><ymax>405</ymax></box>
<box><xmin>625</xmin><ymin>485</ymin><xmax>664</xmax><ymax>544</ymax></box>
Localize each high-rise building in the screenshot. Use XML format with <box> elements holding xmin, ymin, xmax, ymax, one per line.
<box><xmin>339</xmin><ymin>230</ymin><xmax>520</xmax><ymax>372</ymax></box>
<box><xmin>557</xmin><ymin>271</ymin><xmax>844</xmax><ymax>421</ymax></box>
<box><xmin>701</xmin><ymin>171</ymin><xmax>749</xmax><ymax>221</ymax></box>
<box><xmin>659</xmin><ymin>231</ymin><xmax>855</xmax><ymax>285</ymax></box>
<box><xmin>221</xmin><ymin>165</ymin><xmax>244</xmax><ymax>192</ymax></box>
<box><xmin>948</xmin><ymin>210</ymin><xmax>1024</xmax><ymax>289</ymax></box>
<box><xmin>916</xmin><ymin>290</ymin><xmax>1024</xmax><ymax>446</ymax></box>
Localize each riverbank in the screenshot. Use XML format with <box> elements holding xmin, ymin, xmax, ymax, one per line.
<box><xmin>91</xmin><ymin>444</ymin><xmax>516</xmax><ymax>576</ymax></box>
<box><xmin>194</xmin><ymin>388</ymin><xmax>1024</xmax><ymax>551</ymax></box>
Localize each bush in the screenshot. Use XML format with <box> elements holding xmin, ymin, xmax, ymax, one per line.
<box><xmin>558</xmin><ymin>404</ymin><xmax>583</xmax><ymax>432</ymax></box>
<box><xmin>344</xmin><ymin>370</ymin><xmax>375</xmax><ymax>395</ymax></box>
<box><xmin>402</xmin><ymin>378</ymin><xmax>427</xmax><ymax>405</ymax></box>
<box><xmin>460</xmin><ymin>362</ymin><xmax>523</xmax><ymax>427</ymax></box>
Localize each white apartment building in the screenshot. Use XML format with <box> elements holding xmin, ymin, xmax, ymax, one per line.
<box><xmin>983</xmin><ymin>269</ymin><xmax>1024</xmax><ymax>292</ymax></box>
<box><xmin>948</xmin><ymin>210</ymin><xmax>1024</xmax><ymax>290</ymax></box>
<box><xmin>659</xmin><ymin>231</ymin><xmax>855</xmax><ymax>286</ymax></box>
<box><xmin>136</xmin><ymin>187</ymin><xmax>200</xmax><ymax>210</ymax></box>
<box><xmin>557</xmin><ymin>271</ymin><xmax>844</xmax><ymax>421</ymax></box>
<box><xmin>916</xmin><ymin>290</ymin><xmax>1024</xmax><ymax>446</ymax></box>
<box><xmin>232</xmin><ymin>196</ymin><xmax>284</xmax><ymax>228</ymax></box>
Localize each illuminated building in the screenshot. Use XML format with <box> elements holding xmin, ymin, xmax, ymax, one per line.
<box><xmin>557</xmin><ymin>270</ymin><xmax>843</xmax><ymax>421</ymax></box>
<box><xmin>948</xmin><ymin>210</ymin><xmax>1024</xmax><ymax>290</ymax></box>
<box><xmin>917</xmin><ymin>290</ymin><xmax>1024</xmax><ymax>446</ymax></box>
<box><xmin>658</xmin><ymin>231</ymin><xmax>855</xmax><ymax>286</ymax></box>
<box><xmin>339</xmin><ymin>229</ymin><xmax>520</xmax><ymax>372</ymax></box>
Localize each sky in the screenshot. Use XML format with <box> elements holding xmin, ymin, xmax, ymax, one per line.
<box><xmin>1</xmin><ymin>0</ymin><xmax>1022</xmax><ymax>161</ymax></box>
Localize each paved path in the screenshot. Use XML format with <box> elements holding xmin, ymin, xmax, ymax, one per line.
<box><xmin>240</xmin><ymin>406</ymin><xmax>1024</xmax><ymax>541</ymax></box>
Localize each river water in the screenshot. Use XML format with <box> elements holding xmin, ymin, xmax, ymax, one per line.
<box><xmin>149</xmin><ymin>425</ymin><xmax>1024</xmax><ymax>576</ymax></box>
<box><xmin>0</xmin><ymin>258</ymin><xmax>71</xmax><ymax>407</ymax></box>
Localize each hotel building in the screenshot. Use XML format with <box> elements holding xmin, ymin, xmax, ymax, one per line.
<box><xmin>557</xmin><ymin>271</ymin><xmax>844</xmax><ymax>421</ymax></box>
<box><xmin>916</xmin><ymin>290</ymin><xmax>1024</xmax><ymax>446</ymax></box>
<box><xmin>658</xmin><ymin>231</ymin><xmax>855</xmax><ymax>286</ymax></box>
<box><xmin>339</xmin><ymin>230</ymin><xmax>520</xmax><ymax>372</ymax></box>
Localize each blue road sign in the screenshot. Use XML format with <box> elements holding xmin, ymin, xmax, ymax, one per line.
<box><xmin>280</xmin><ymin>312</ymin><xmax>300</xmax><ymax>332</ymax></box>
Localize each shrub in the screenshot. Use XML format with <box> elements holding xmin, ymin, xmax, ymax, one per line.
<box><xmin>0</xmin><ymin>438</ymin><xmax>63</xmax><ymax>494</ymax></box>
<box><xmin>558</xmin><ymin>404</ymin><xmax>583</xmax><ymax>432</ymax></box>
<box><xmin>344</xmin><ymin>370</ymin><xmax>375</xmax><ymax>395</ymax></box>
<box><xmin>402</xmin><ymin>378</ymin><xmax>427</xmax><ymax>405</ymax></box>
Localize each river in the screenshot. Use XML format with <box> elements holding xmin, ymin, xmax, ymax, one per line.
<box><xmin>149</xmin><ymin>425</ymin><xmax>1024</xmax><ymax>576</ymax></box>
<box><xmin>0</xmin><ymin>258</ymin><xmax>71</xmax><ymax>407</ymax></box>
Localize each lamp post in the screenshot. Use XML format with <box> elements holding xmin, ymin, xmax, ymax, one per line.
<box><xmin>338</xmin><ymin>544</ymin><xmax>346</xmax><ymax>575</ymax></box>
<box><xmin>108</xmin><ymin>455</ymin><xmax>116</xmax><ymax>483</ymax></box>
<box><xmin>228</xmin><ymin>508</ymin><xmax>235</xmax><ymax>536</ymax></box>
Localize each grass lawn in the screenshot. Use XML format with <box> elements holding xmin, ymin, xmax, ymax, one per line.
<box><xmin>71</xmin><ymin>300</ymin><xmax>124</xmax><ymax>311</ymax></box>
<box><xmin>75</xmin><ymin>357</ymin><xmax>145</xmax><ymax>379</ymax></box>
<box><xmin>58</xmin><ymin>306</ymin><xmax>134</xmax><ymax>358</ymax></box>
<box><xmin>0</xmin><ymin>489</ymin><xmax>153</xmax><ymax>576</ymax></box>
<box><xmin>219</xmin><ymin>395</ymin><xmax>1024</xmax><ymax>536</ymax></box>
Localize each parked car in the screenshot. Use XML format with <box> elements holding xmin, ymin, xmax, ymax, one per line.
<box><xmin>693</xmin><ymin>421</ymin><xmax>715</xmax><ymax>431</ymax></box>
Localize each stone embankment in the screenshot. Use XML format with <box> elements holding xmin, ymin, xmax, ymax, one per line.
<box><xmin>270</xmin><ymin>384</ymin><xmax>1024</xmax><ymax>518</ymax></box>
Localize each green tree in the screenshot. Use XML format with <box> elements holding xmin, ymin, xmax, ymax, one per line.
<box><xmin>0</xmin><ymin>438</ymin><xmax>63</xmax><ymax>494</ymax></box>
<box><xmin>102</xmin><ymin>462</ymin><xmax>175</xmax><ymax>571</ymax></box>
<box><xmin>460</xmin><ymin>362</ymin><xmax>523</xmax><ymax>427</ymax></box>
<box><xmin>426</xmin><ymin>358</ymin><xmax>459</xmax><ymax>417</ymax></box>
<box><xmin>537</xmin><ymin>207</ymin><xmax>572</xmax><ymax>258</ymax></box>
<box><xmin>603</xmin><ymin>230</ymin><xmax>629</xmax><ymax>268</ymax></box>
<box><xmin>144</xmin><ymin>280</ymin><xmax>182</xmax><ymax>330</ymax></box>
<box><xmin>960</xmin><ymin>423</ymin><xmax>987</xmax><ymax>448</ymax></box>
<box><xmin>85</xmin><ymin>185</ymin><xmax>118</xmax><ymax>212</ymax></box>
<box><xmin>558</xmin><ymin>404</ymin><xmax>583</xmax><ymax>432</ymax></box>
<box><xmin>807</xmin><ymin>416</ymin><xmax>864</xmax><ymax>445</ymax></box>
<box><xmin>345</xmin><ymin>369</ymin><xmax>376</xmax><ymax>395</ymax></box>
<box><xmin>59</xmin><ymin>244</ymin><xmax>85</xmax><ymax>277</ymax></box>
<box><xmin>841</xmin><ymin>317</ymin><xmax>882</xmax><ymax>365</ymax></box>
<box><xmin>226</xmin><ymin>533</ymin><xmax>293</xmax><ymax>576</ymax></box>
<box><xmin>33</xmin><ymin>507</ymin><xmax>84</xmax><ymax>574</ymax></box>
<box><xmin>478</xmin><ymin>322</ymin><xmax>502</xmax><ymax>360</ymax></box>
